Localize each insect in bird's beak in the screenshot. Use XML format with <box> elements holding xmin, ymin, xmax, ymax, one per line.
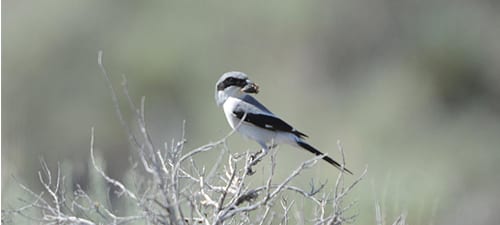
<box><xmin>241</xmin><ymin>81</ymin><xmax>259</xmax><ymax>94</ymax></box>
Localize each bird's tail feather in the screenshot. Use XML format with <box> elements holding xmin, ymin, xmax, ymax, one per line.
<box><xmin>296</xmin><ymin>141</ymin><xmax>353</xmax><ymax>175</ymax></box>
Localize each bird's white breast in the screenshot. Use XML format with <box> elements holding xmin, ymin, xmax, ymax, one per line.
<box><xmin>222</xmin><ymin>97</ymin><xmax>241</xmax><ymax>129</ymax></box>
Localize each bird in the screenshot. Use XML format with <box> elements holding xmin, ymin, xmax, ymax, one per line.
<box><xmin>215</xmin><ymin>71</ymin><xmax>352</xmax><ymax>174</ymax></box>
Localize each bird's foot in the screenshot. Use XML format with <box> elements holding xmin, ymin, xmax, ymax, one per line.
<box><xmin>250</xmin><ymin>149</ymin><xmax>262</xmax><ymax>160</ymax></box>
<box><xmin>247</xmin><ymin>149</ymin><xmax>267</xmax><ymax>175</ymax></box>
<box><xmin>268</xmin><ymin>144</ymin><xmax>278</xmax><ymax>149</ymax></box>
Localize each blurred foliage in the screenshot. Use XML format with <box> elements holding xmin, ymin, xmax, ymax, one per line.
<box><xmin>3</xmin><ymin>0</ymin><xmax>500</xmax><ymax>224</ymax></box>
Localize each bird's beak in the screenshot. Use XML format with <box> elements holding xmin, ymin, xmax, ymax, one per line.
<box><xmin>241</xmin><ymin>80</ymin><xmax>259</xmax><ymax>94</ymax></box>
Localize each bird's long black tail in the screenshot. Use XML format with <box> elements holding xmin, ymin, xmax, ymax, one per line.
<box><xmin>296</xmin><ymin>141</ymin><xmax>353</xmax><ymax>175</ymax></box>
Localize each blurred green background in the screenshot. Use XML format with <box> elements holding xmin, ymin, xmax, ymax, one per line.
<box><xmin>3</xmin><ymin>0</ymin><xmax>500</xmax><ymax>224</ymax></box>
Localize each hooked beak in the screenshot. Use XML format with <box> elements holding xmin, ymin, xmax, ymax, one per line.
<box><xmin>241</xmin><ymin>81</ymin><xmax>259</xmax><ymax>94</ymax></box>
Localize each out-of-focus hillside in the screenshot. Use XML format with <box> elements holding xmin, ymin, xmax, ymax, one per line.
<box><xmin>3</xmin><ymin>1</ymin><xmax>500</xmax><ymax>224</ymax></box>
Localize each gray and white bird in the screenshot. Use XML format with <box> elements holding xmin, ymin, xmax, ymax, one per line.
<box><xmin>215</xmin><ymin>71</ymin><xmax>352</xmax><ymax>174</ymax></box>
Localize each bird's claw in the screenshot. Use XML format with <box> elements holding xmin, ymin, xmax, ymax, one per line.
<box><xmin>268</xmin><ymin>144</ymin><xmax>278</xmax><ymax>149</ymax></box>
<box><xmin>247</xmin><ymin>149</ymin><xmax>266</xmax><ymax>175</ymax></box>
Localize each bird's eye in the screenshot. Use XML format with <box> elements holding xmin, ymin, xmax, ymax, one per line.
<box><xmin>220</xmin><ymin>77</ymin><xmax>247</xmax><ymax>89</ymax></box>
<box><xmin>226</xmin><ymin>78</ymin><xmax>235</xmax><ymax>85</ymax></box>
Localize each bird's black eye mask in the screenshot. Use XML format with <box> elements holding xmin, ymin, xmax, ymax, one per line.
<box><xmin>217</xmin><ymin>77</ymin><xmax>248</xmax><ymax>91</ymax></box>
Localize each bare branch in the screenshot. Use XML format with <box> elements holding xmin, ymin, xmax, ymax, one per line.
<box><xmin>6</xmin><ymin>52</ymin><xmax>388</xmax><ymax>225</ymax></box>
<box><xmin>90</xmin><ymin>127</ymin><xmax>138</xmax><ymax>201</ymax></box>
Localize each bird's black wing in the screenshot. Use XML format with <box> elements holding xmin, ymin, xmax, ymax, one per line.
<box><xmin>233</xmin><ymin>110</ymin><xmax>308</xmax><ymax>138</ymax></box>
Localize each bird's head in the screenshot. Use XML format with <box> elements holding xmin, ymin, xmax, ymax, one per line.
<box><xmin>215</xmin><ymin>71</ymin><xmax>259</xmax><ymax>106</ymax></box>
